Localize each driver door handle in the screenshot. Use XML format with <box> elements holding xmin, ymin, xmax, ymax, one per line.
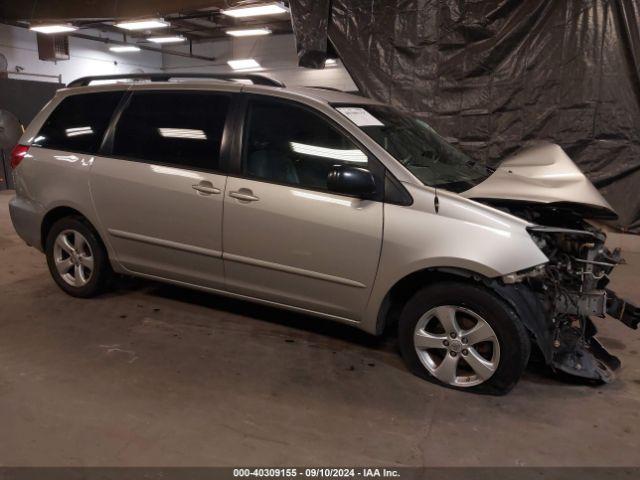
<box><xmin>229</xmin><ymin>189</ymin><xmax>259</xmax><ymax>202</ymax></box>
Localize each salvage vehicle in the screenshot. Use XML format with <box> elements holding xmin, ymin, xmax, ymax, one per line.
<box><xmin>9</xmin><ymin>73</ymin><xmax>639</xmax><ymax>394</ymax></box>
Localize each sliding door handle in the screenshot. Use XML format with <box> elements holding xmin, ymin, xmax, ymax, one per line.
<box><xmin>229</xmin><ymin>189</ymin><xmax>259</xmax><ymax>202</ymax></box>
<box><xmin>192</xmin><ymin>183</ymin><xmax>221</xmax><ymax>195</ymax></box>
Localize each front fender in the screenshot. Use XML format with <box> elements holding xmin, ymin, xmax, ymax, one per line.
<box><xmin>360</xmin><ymin>184</ymin><xmax>548</xmax><ymax>334</ymax></box>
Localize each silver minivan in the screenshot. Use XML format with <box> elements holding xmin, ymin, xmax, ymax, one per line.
<box><xmin>9</xmin><ymin>73</ymin><xmax>639</xmax><ymax>394</ymax></box>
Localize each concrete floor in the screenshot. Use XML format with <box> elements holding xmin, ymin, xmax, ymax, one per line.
<box><xmin>1</xmin><ymin>189</ymin><xmax>639</xmax><ymax>467</ymax></box>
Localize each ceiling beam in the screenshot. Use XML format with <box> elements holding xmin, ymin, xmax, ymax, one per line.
<box><xmin>0</xmin><ymin>0</ymin><xmax>230</xmax><ymax>22</ymax></box>
<box><xmin>0</xmin><ymin>3</ymin><xmax>294</xmax><ymax>44</ymax></box>
<box><xmin>70</xmin><ymin>31</ymin><xmax>217</xmax><ymax>62</ymax></box>
<box><xmin>168</xmin><ymin>18</ymin><xmax>293</xmax><ymax>41</ymax></box>
<box><xmin>4</xmin><ymin>21</ymin><xmax>218</xmax><ymax>62</ymax></box>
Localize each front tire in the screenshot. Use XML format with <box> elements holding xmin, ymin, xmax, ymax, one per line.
<box><xmin>45</xmin><ymin>216</ymin><xmax>112</xmax><ymax>298</ymax></box>
<box><xmin>398</xmin><ymin>281</ymin><xmax>530</xmax><ymax>395</ymax></box>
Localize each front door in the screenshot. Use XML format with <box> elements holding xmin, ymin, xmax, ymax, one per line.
<box><xmin>222</xmin><ymin>97</ymin><xmax>384</xmax><ymax>320</ymax></box>
<box><xmin>91</xmin><ymin>90</ymin><xmax>232</xmax><ymax>289</ymax></box>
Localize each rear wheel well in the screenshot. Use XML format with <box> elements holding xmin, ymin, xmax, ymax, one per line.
<box><xmin>40</xmin><ymin>207</ymin><xmax>88</xmax><ymax>250</ymax></box>
<box><xmin>376</xmin><ymin>267</ymin><xmax>487</xmax><ymax>335</ymax></box>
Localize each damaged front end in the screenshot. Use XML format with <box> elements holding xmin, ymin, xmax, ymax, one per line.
<box><xmin>526</xmin><ymin>225</ymin><xmax>639</xmax><ymax>381</ymax></box>
<box><xmin>464</xmin><ymin>143</ymin><xmax>638</xmax><ymax>383</ymax></box>
<box><xmin>495</xmin><ymin>222</ymin><xmax>639</xmax><ymax>383</ymax></box>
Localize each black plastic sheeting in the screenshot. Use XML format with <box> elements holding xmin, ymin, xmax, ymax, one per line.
<box><xmin>289</xmin><ymin>0</ymin><xmax>640</xmax><ymax>232</ymax></box>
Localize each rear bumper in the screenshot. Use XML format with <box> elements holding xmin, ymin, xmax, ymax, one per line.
<box><xmin>9</xmin><ymin>196</ymin><xmax>43</xmax><ymax>251</ymax></box>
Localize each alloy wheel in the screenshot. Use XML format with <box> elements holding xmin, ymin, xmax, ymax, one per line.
<box><xmin>53</xmin><ymin>229</ymin><xmax>94</xmax><ymax>287</ymax></box>
<box><xmin>413</xmin><ymin>305</ymin><xmax>501</xmax><ymax>387</ymax></box>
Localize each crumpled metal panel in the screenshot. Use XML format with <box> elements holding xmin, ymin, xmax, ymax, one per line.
<box><xmin>289</xmin><ymin>0</ymin><xmax>640</xmax><ymax>232</ymax></box>
<box><xmin>461</xmin><ymin>142</ymin><xmax>617</xmax><ymax>216</ymax></box>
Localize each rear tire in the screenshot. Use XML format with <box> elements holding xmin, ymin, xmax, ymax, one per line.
<box><xmin>398</xmin><ymin>281</ymin><xmax>530</xmax><ymax>395</ymax></box>
<box><xmin>45</xmin><ymin>216</ymin><xmax>112</xmax><ymax>298</ymax></box>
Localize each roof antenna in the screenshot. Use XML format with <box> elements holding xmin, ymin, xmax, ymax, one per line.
<box><xmin>434</xmin><ymin>187</ymin><xmax>440</xmax><ymax>214</ymax></box>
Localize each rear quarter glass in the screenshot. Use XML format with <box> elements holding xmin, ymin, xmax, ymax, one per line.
<box><xmin>32</xmin><ymin>91</ymin><xmax>125</xmax><ymax>155</ymax></box>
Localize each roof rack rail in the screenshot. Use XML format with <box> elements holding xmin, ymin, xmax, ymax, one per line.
<box><xmin>305</xmin><ymin>86</ymin><xmax>345</xmax><ymax>92</ymax></box>
<box><xmin>67</xmin><ymin>73</ymin><xmax>285</xmax><ymax>88</ymax></box>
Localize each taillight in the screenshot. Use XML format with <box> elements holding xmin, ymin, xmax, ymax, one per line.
<box><xmin>10</xmin><ymin>145</ymin><xmax>29</xmax><ymax>169</ymax></box>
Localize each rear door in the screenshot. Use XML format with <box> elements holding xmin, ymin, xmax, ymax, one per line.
<box><xmin>222</xmin><ymin>96</ymin><xmax>384</xmax><ymax>320</ymax></box>
<box><xmin>90</xmin><ymin>88</ymin><xmax>235</xmax><ymax>289</ymax></box>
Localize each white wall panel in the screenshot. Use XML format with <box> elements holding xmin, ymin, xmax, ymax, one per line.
<box><xmin>0</xmin><ymin>24</ymin><xmax>356</xmax><ymax>91</ymax></box>
<box><xmin>161</xmin><ymin>34</ymin><xmax>357</xmax><ymax>91</ymax></box>
<box><xmin>0</xmin><ymin>23</ymin><xmax>162</xmax><ymax>84</ymax></box>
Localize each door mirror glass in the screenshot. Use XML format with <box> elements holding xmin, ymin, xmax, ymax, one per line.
<box><xmin>327</xmin><ymin>165</ymin><xmax>376</xmax><ymax>198</ymax></box>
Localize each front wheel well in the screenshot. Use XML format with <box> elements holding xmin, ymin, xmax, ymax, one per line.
<box><xmin>40</xmin><ymin>206</ymin><xmax>89</xmax><ymax>250</ymax></box>
<box><xmin>376</xmin><ymin>267</ymin><xmax>488</xmax><ymax>335</ymax></box>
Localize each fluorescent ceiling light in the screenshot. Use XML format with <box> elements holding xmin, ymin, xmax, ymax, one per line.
<box><xmin>226</xmin><ymin>28</ymin><xmax>272</xmax><ymax>37</ymax></box>
<box><xmin>221</xmin><ymin>3</ymin><xmax>288</xmax><ymax>18</ymax></box>
<box><xmin>147</xmin><ymin>36</ymin><xmax>185</xmax><ymax>44</ymax></box>
<box><xmin>109</xmin><ymin>45</ymin><xmax>141</xmax><ymax>52</ymax></box>
<box><xmin>116</xmin><ymin>19</ymin><xmax>169</xmax><ymax>30</ymax></box>
<box><xmin>227</xmin><ymin>58</ymin><xmax>261</xmax><ymax>70</ymax></box>
<box><xmin>30</xmin><ymin>24</ymin><xmax>77</xmax><ymax>34</ymax></box>
<box><xmin>289</xmin><ymin>142</ymin><xmax>368</xmax><ymax>163</ymax></box>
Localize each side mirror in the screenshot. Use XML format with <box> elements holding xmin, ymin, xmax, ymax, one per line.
<box><xmin>327</xmin><ymin>165</ymin><xmax>377</xmax><ymax>198</ymax></box>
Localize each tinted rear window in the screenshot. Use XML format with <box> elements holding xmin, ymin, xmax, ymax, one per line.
<box><xmin>33</xmin><ymin>91</ymin><xmax>125</xmax><ymax>154</ymax></box>
<box><xmin>112</xmin><ymin>91</ymin><xmax>230</xmax><ymax>172</ymax></box>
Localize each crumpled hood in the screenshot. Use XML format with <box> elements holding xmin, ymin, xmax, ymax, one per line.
<box><xmin>461</xmin><ymin>142</ymin><xmax>617</xmax><ymax>219</ymax></box>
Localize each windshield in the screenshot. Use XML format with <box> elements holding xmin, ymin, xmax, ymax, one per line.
<box><xmin>334</xmin><ymin>104</ymin><xmax>492</xmax><ymax>192</ymax></box>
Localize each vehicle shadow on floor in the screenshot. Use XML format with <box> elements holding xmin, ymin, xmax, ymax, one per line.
<box><xmin>108</xmin><ymin>276</ymin><xmax>609</xmax><ymax>391</ymax></box>
<box><xmin>110</xmin><ymin>275</ymin><xmax>392</xmax><ymax>350</ymax></box>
